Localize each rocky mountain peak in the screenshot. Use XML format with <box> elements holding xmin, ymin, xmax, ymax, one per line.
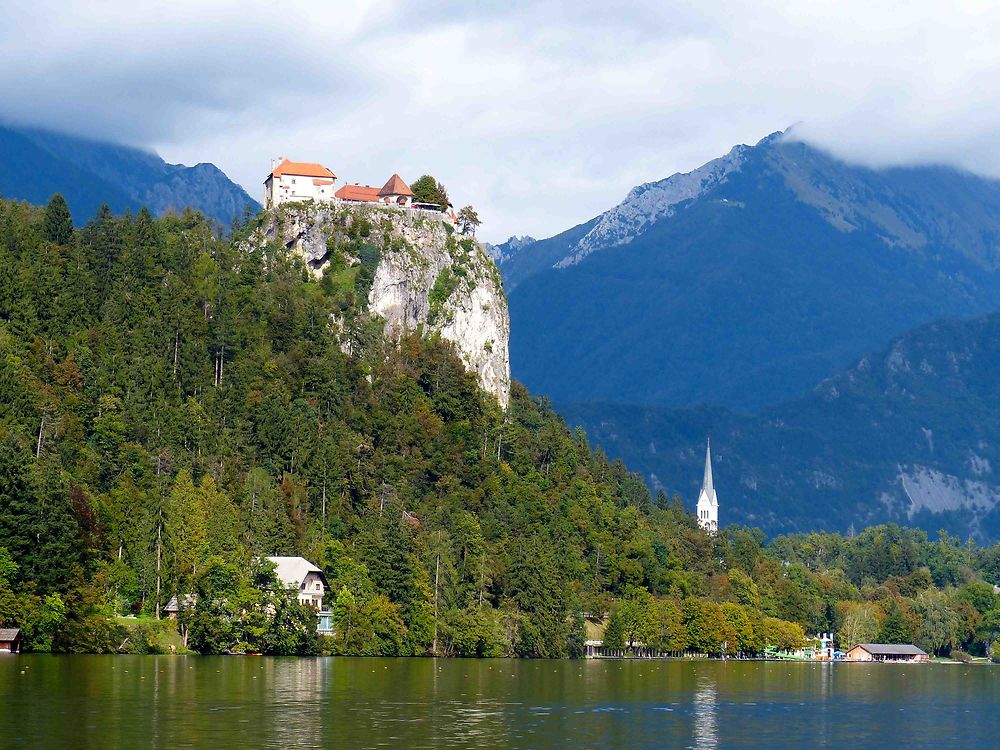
<box><xmin>553</xmin><ymin>138</ymin><xmax>776</xmax><ymax>269</ymax></box>
<box><xmin>486</xmin><ymin>235</ymin><xmax>536</xmax><ymax>266</ymax></box>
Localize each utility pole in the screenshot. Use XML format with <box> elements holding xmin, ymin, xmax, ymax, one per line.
<box><xmin>155</xmin><ymin>519</ymin><xmax>162</xmax><ymax>620</ymax></box>
<box><xmin>155</xmin><ymin>443</ymin><xmax>164</xmax><ymax>620</ymax></box>
<box><xmin>35</xmin><ymin>415</ymin><xmax>45</xmax><ymax>459</ymax></box>
<box><xmin>433</xmin><ymin>555</ymin><xmax>441</xmax><ymax>656</ymax></box>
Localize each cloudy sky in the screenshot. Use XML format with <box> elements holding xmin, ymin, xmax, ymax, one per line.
<box><xmin>2</xmin><ymin>0</ymin><xmax>1000</xmax><ymax>241</ymax></box>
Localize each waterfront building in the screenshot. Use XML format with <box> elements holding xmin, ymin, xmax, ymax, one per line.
<box><xmin>844</xmin><ymin>643</ymin><xmax>929</xmax><ymax>663</ymax></box>
<box><xmin>0</xmin><ymin>628</ymin><xmax>21</xmax><ymax>653</ymax></box>
<box><xmin>266</xmin><ymin>556</ymin><xmax>328</xmax><ymax>608</ymax></box>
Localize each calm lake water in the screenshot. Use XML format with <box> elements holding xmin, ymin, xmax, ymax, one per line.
<box><xmin>0</xmin><ymin>656</ymin><xmax>996</xmax><ymax>748</ymax></box>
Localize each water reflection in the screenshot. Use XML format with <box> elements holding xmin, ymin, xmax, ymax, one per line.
<box><xmin>1</xmin><ymin>657</ymin><xmax>996</xmax><ymax>749</ymax></box>
<box><xmin>817</xmin><ymin>662</ymin><xmax>834</xmax><ymax>747</ymax></box>
<box><xmin>272</xmin><ymin>658</ymin><xmax>324</xmax><ymax>748</ymax></box>
<box><xmin>691</xmin><ymin>671</ymin><xmax>718</xmax><ymax>750</ymax></box>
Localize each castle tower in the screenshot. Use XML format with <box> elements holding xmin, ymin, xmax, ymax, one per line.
<box><xmin>696</xmin><ymin>439</ymin><xmax>719</xmax><ymax>533</ymax></box>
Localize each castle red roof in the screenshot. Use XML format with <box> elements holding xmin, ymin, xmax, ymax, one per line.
<box><xmin>268</xmin><ymin>159</ymin><xmax>335</xmax><ymax>180</ymax></box>
<box><xmin>335</xmin><ymin>184</ymin><xmax>381</xmax><ymax>202</ymax></box>
<box><xmin>378</xmin><ymin>173</ymin><xmax>413</xmax><ymax>197</ymax></box>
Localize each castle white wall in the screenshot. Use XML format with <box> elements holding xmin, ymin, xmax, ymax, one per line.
<box><xmin>265</xmin><ymin>174</ymin><xmax>336</xmax><ymax>208</ymax></box>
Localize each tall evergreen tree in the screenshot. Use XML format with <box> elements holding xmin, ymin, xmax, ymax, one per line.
<box><xmin>43</xmin><ymin>194</ymin><xmax>73</xmax><ymax>245</ymax></box>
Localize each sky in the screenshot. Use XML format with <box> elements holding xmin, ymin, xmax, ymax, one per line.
<box><xmin>2</xmin><ymin>1</ymin><xmax>1000</xmax><ymax>242</ymax></box>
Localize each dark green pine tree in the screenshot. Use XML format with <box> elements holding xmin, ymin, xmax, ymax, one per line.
<box><xmin>0</xmin><ymin>434</ymin><xmax>36</xmax><ymax>573</ymax></box>
<box><xmin>43</xmin><ymin>194</ymin><xmax>74</xmax><ymax>245</ymax></box>
<box><xmin>31</xmin><ymin>465</ymin><xmax>84</xmax><ymax>593</ymax></box>
<box><xmin>0</xmin><ymin>438</ymin><xmax>83</xmax><ymax>594</ymax></box>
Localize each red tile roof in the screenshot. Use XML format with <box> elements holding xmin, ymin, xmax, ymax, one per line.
<box><xmin>269</xmin><ymin>159</ymin><xmax>335</xmax><ymax>180</ymax></box>
<box><xmin>378</xmin><ymin>173</ymin><xmax>413</xmax><ymax>197</ymax></box>
<box><xmin>312</xmin><ymin>178</ymin><xmax>333</xmax><ymax>186</ymax></box>
<box><xmin>335</xmin><ymin>184</ymin><xmax>381</xmax><ymax>202</ymax></box>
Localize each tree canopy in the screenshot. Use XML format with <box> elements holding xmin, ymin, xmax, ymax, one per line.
<box><xmin>1</xmin><ymin>196</ymin><xmax>1000</xmax><ymax>658</ymax></box>
<box><xmin>410</xmin><ymin>175</ymin><xmax>449</xmax><ymax>209</ymax></box>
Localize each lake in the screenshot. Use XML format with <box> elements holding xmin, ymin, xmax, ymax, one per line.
<box><xmin>0</xmin><ymin>656</ymin><xmax>996</xmax><ymax>748</ymax></box>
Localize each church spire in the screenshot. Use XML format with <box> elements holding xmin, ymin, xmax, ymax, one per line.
<box><xmin>702</xmin><ymin>438</ymin><xmax>714</xmax><ymax>495</ymax></box>
<box><xmin>696</xmin><ymin>437</ymin><xmax>719</xmax><ymax>532</ymax></box>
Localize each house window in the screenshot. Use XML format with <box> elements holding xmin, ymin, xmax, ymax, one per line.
<box><xmin>316</xmin><ymin>582</ymin><xmax>322</xmax><ymax>591</ymax></box>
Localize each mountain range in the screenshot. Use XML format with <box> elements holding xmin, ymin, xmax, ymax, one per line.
<box><xmin>0</xmin><ymin>124</ymin><xmax>259</xmax><ymax>227</ymax></box>
<box><xmin>496</xmin><ymin>129</ymin><xmax>1000</xmax><ymax>540</ymax></box>
<box><xmin>499</xmin><ymin>131</ymin><xmax>1000</xmax><ymax>411</ymax></box>
<box><xmin>563</xmin><ymin>311</ymin><xmax>1000</xmax><ymax>540</ymax></box>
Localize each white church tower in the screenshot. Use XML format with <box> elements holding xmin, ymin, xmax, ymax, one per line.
<box><xmin>696</xmin><ymin>439</ymin><xmax>719</xmax><ymax>533</ymax></box>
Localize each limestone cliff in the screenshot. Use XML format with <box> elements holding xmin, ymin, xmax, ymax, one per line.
<box><xmin>252</xmin><ymin>203</ymin><xmax>511</xmax><ymax>408</ymax></box>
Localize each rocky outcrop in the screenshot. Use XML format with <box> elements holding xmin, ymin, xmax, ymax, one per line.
<box><xmin>254</xmin><ymin>203</ymin><xmax>511</xmax><ymax>408</ymax></box>
<box><xmin>557</xmin><ymin>142</ymin><xmax>753</xmax><ymax>268</ymax></box>
<box><xmin>485</xmin><ymin>235</ymin><xmax>536</xmax><ymax>266</ymax></box>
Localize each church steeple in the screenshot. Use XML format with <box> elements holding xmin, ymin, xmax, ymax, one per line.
<box><xmin>702</xmin><ymin>438</ymin><xmax>714</xmax><ymax>496</ymax></box>
<box><xmin>696</xmin><ymin>438</ymin><xmax>719</xmax><ymax>533</ymax></box>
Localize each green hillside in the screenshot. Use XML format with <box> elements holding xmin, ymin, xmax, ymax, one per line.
<box><xmin>3</xmin><ymin>195</ymin><xmax>1000</xmax><ymax>660</ymax></box>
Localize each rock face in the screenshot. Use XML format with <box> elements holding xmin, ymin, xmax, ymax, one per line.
<box><xmin>257</xmin><ymin>203</ymin><xmax>511</xmax><ymax>408</ymax></box>
<box><xmin>557</xmin><ymin>141</ymin><xmax>753</xmax><ymax>268</ymax></box>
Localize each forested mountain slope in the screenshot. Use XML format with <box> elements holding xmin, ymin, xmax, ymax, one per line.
<box><xmin>563</xmin><ymin>312</ymin><xmax>1000</xmax><ymax>541</ymax></box>
<box><xmin>503</xmin><ymin>132</ymin><xmax>1000</xmax><ymax>410</ymax></box>
<box><xmin>0</xmin><ymin>125</ymin><xmax>259</xmax><ymax>228</ymax></box>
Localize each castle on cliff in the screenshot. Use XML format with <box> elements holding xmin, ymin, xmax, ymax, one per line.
<box><xmin>263</xmin><ymin>158</ymin><xmax>455</xmax><ymax>224</ymax></box>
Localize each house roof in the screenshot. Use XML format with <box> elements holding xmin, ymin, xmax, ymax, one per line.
<box><xmin>267</xmin><ymin>159</ymin><xmax>335</xmax><ymax>181</ymax></box>
<box><xmin>378</xmin><ymin>173</ymin><xmax>413</xmax><ymax>197</ymax></box>
<box><xmin>164</xmin><ymin>594</ymin><xmax>197</xmax><ymax>612</ymax></box>
<box><xmin>0</xmin><ymin>628</ymin><xmax>20</xmax><ymax>640</ymax></box>
<box><xmin>335</xmin><ymin>184</ymin><xmax>381</xmax><ymax>202</ymax></box>
<box><xmin>852</xmin><ymin>643</ymin><xmax>927</xmax><ymax>655</ymax></box>
<box><xmin>266</xmin><ymin>556</ymin><xmax>327</xmax><ymax>589</ymax></box>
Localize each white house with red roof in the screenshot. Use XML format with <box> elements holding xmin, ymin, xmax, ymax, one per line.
<box><xmin>264</xmin><ymin>158</ymin><xmax>336</xmax><ymax>208</ymax></box>
<box><xmin>377</xmin><ymin>173</ymin><xmax>414</xmax><ymax>206</ymax></box>
<box><xmin>335</xmin><ymin>173</ymin><xmax>415</xmax><ymax>207</ymax></box>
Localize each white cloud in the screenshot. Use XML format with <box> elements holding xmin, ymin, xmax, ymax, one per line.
<box><xmin>3</xmin><ymin>0</ymin><xmax>1000</xmax><ymax>241</ymax></box>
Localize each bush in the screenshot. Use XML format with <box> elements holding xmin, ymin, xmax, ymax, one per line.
<box><xmin>121</xmin><ymin>621</ymin><xmax>169</xmax><ymax>654</ymax></box>
<box><xmin>428</xmin><ymin>267</ymin><xmax>459</xmax><ymax>324</ymax></box>
<box><xmin>950</xmin><ymin>649</ymin><xmax>973</xmax><ymax>663</ymax></box>
<box><xmin>990</xmin><ymin>641</ymin><xmax>1000</xmax><ymax>664</ymax></box>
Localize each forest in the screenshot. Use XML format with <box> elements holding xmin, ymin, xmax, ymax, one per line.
<box><xmin>2</xmin><ymin>194</ymin><xmax>1000</xmax><ymax>660</ymax></box>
